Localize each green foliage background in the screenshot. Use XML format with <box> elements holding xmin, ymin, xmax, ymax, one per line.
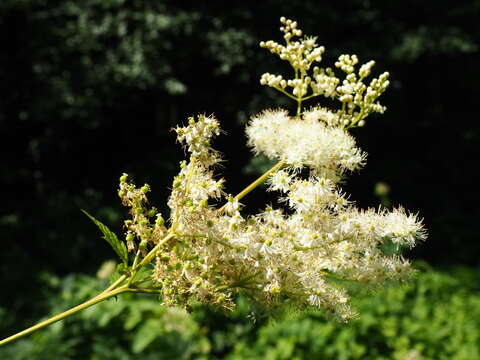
<box><xmin>1</xmin><ymin>266</ymin><xmax>479</xmax><ymax>359</ymax></box>
<box><xmin>0</xmin><ymin>0</ymin><xmax>478</xmax><ymax>358</ymax></box>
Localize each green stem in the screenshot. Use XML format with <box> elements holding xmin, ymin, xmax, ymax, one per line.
<box><xmin>101</xmin><ymin>274</ymin><xmax>127</xmax><ymax>295</ymax></box>
<box><xmin>127</xmin><ymin>232</ymin><xmax>175</xmax><ymax>287</ymax></box>
<box><xmin>302</xmin><ymin>94</ymin><xmax>319</xmax><ymax>101</ymax></box>
<box><xmin>131</xmin><ymin>249</ymin><xmax>142</xmax><ymax>270</ymax></box>
<box><xmin>137</xmin><ymin>232</ymin><xmax>176</xmax><ymax>269</ymax></box>
<box><xmin>127</xmin><ymin>287</ymin><xmax>163</xmax><ymax>295</ymax></box>
<box><xmin>274</xmin><ymin>87</ymin><xmax>297</xmax><ymax>100</ymax></box>
<box><xmin>130</xmin><ymin>276</ymin><xmax>154</xmax><ymax>287</ymax></box>
<box><xmin>346</xmin><ymin>108</ymin><xmax>365</xmax><ymax>129</ymax></box>
<box><xmin>0</xmin><ymin>232</ymin><xmax>177</xmax><ymax>348</ymax></box>
<box><xmin>219</xmin><ymin>160</ymin><xmax>285</xmax><ymax>212</ymax></box>
<box><xmin>233</xmin><ymin>160</ymin><xmax>285</xmax><ymax>202</ymax></box>
<box><xmin>296</xmin><ymin>98</ymin><xmax>302</xmax><ymax>119</ymax></box>
<box><xmin>0</xmin><ymin>285</ymin><xmax>129</xmax><ymax>347</ymax></box>
<box><xmin>127</xmin><ymin>249</ymin><xmax>142</xmax><ymax>287</ymax></box>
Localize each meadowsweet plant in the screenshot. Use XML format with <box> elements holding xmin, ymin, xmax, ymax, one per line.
<box><xmin>0</xmin><ymin>17</ymin><xmax>426</xmax><ymax>346</ymax></box>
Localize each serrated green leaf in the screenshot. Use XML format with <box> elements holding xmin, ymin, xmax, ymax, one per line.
<box><xmin>82</xmin><ymin>209</ymin><xmax>128</xmax><ymax>265</ymax></box>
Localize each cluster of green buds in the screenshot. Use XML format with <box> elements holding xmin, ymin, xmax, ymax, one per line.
<box><xmin>118</xmin><ymin>174</ymin><xmax>167</xmax><ymax>253</ymax></box>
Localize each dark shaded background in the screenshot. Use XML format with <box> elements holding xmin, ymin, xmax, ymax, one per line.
<box><xmin>1</xmin><ymin>0</ymin><xmax>478</xmax><ymax>340</ymax></box>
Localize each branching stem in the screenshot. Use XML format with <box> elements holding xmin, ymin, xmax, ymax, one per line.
<box><xmin>0</xmin><ymin>231</ymin><xmax>176</xmax><ymax>347</ymax></box>
<box><xmin>0</xmin><ymin>285</ymin><xmax>129</xmax><ymax>347</ymax></box>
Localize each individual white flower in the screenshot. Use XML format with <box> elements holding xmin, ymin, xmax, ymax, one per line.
<box><xmin>380</xmin><ymin>207</ymin><xmax>427</xmax><ymax>247</ymax></box>
<box><xmin>174</xmin><ymin>114</ymin><xmax>222</xmax><ymax>167</ymax></box>
<box><xmin>286</xmin><ymin>177</ymin><xmax>338</xmax><ymax>213</ymax></box>
<box><xmin>268</xmin><ymin>169</ymin><xmax>295</xmax><ymax>192</ymax></box>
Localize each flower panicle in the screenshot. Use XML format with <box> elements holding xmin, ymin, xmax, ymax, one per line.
<box><xmin>259</xmin><ymin>17</ymin><xmax>390</xmax><ymax>128</ymax></box>
<box><xmin>113</xmin><ymin>18</ymin><xmax>425</xmax><ymax>321</ymax></box>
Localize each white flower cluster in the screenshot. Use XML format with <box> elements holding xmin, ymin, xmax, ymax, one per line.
<box><xmin>117</xmin><ymin>114</ymin><xmax>425</xmax><ymax>320</ymax></box>
<box><xmin>260</xmin><ymin>17</ymin><xmax>325</xmax><ymax>72</ymax></box>
<box><xmin>335</xmin><ymin>67</ymin><xmax>390</xmax><ymax>126</ymax></box>
<box><xmin>246</xmin><ymin>108</ymin><xmax>366</xmax><ymax>181</ymax></box>
<box><xmin>116</xmin><ymin>18</ymin><xmax>426</xmax><ymax>321</ymax></box>
<box><xmin>260</xmin><ymin>17</ymin><xmax>390</xmax><ymax>128</ymax></box>
<box><xmin>168</xmin><ymin>115</ymin><xmax>224</xmax><ymax>233</ymax></box>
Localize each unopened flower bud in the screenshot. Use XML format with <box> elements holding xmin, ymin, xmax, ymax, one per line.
<box><xmin>155</xmin><ymin>215</ymin><xmax>165</xmax><ymax>226</ymax></box>
<box><xmin>147</xmin><ymin>209</ymin><xmax>156</xmax><ymax>217</ymax></box>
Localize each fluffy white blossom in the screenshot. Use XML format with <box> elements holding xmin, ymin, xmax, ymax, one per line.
<box><xmin>246</xmin><ymin>109</ymin><xmax>366</xmax><ymax>181</ymax></box>
<box><xmin>117</xmin><ymin>112</ymin><xmax>425</xmax><ymax>320</ymax></box>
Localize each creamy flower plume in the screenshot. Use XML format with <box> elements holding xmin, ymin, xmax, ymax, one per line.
<box><xmin>115</xmin><ymin>17</ymin><xmax>426</xmax><ymax>322</ymax></box>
